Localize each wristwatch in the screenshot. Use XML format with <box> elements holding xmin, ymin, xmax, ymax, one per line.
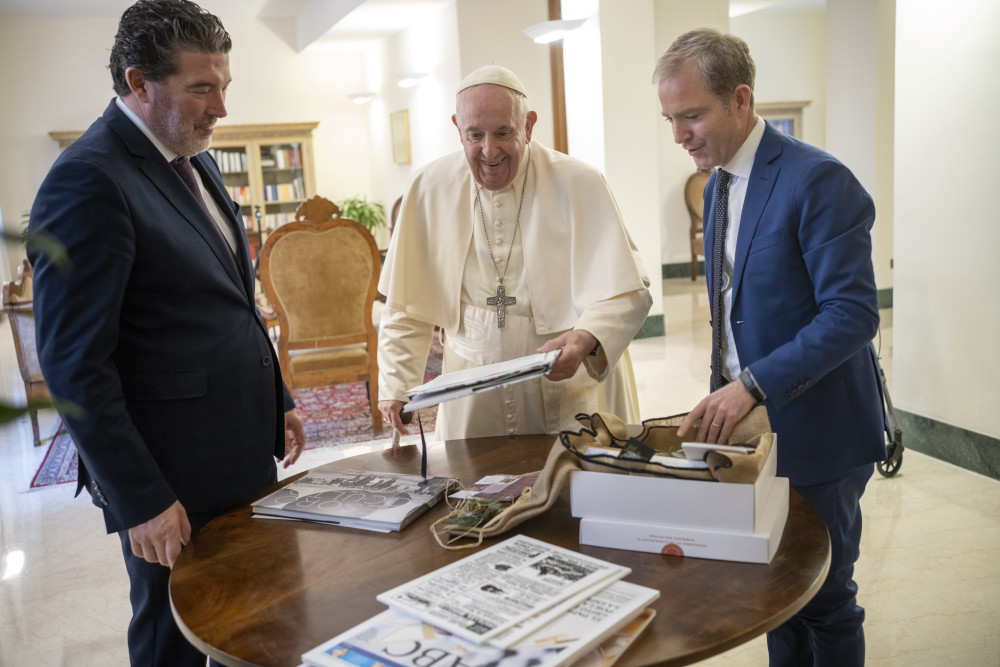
<box><xmin>739</xmin><ymin>367</ymin><xmax>766</xmax><ymax>403</ymax></box>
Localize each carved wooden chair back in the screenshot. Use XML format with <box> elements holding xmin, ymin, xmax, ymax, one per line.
<box><xmin>2</xmin><ymin>259</ymin><xmax>51</xmax><ymax>446</ymax></box>
<box><xmin>684</xmin><ymin>169</ymin><xmax>712</xmax><ymax>281</ymax></box>
<box><xmin>260</xmin><ymin>196</ymin><xmax>383</xmax><ymax>434</ymax></box>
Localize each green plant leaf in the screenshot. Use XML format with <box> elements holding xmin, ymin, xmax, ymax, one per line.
<box><xmin>337</xmin><ymin>196</ymin><xmax>386</xmax><ymax>231</ymax></box>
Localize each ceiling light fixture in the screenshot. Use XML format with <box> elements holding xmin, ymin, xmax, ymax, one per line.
<box><xmin>348</xmin><ymin>93</ymin><xmax>376</xmax><ymax>104</ymax></box>
<box><xmin>395</xmin><ymin>73</ymin><xmax>427</xmax><ymax>88</ymax></box>
<box><xmin>521</xmin><ymin>18</ymin><xmax>586</xmax><ymax>44</ymax></box>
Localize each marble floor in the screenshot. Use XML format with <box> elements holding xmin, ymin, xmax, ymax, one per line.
<box><xmin>1</xmin><ymin>278</ymin><xmax>997</xmax><ymax>666</ymax></box>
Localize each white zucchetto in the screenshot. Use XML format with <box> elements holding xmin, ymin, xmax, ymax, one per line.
<box><xmin>457</xmin><ymin>65</ymin><xmax>528</xmax><ymax>96</ymax></box>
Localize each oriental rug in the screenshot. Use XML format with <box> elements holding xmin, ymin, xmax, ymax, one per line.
<box><xmin>30</xmin><ymin>335</ymin><xmax>443</xmax><ymax>489</ymax></box>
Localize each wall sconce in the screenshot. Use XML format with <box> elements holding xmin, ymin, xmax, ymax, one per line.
<box><xmin>395</xmin><ymin>73</ymin><xmax>427</xmax><ymax>88</ymax></box>
<box><xmin>521</xmin><ymin>18</ymin><xmax>586</xmax><ymax>44</ymax></box>
<box><xmin>348</xmin><ymin>93</ymin><xmax>376</xmax><ymax>104</ymax></box>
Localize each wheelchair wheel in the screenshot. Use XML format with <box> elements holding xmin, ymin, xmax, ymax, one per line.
<box><xmin>877</xmin><ymin>439</ymin><xmax>903</xmax><ymax>477</ymax></box>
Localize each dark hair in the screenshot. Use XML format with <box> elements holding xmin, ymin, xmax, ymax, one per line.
<box><xmin>652</xmin><ymin>27</ymin><xmax>756</xmax><ymax>108</ymax></box>
<box><xmin>109</xmin><ymin>0</ymin><xmax>231</xmax><ymax>96</ymax></box>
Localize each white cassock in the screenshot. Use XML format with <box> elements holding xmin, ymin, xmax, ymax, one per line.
<box><xmin>378</xmin><ymin>142</ymin><xmax>653</xmax><ymax>440</ymax></box>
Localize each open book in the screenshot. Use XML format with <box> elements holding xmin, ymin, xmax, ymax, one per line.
<box><xmin>403</xmin><ymin>350</ymin><xmax>561</xmax><ymax>412</ymax></box>
<box><xmin>251</xmin><ymin>466</ymin><xmax>456</xmax><ymax>532</ymax></box>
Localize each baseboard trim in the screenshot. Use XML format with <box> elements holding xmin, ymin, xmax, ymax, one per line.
<box><xmin>662</xmin><ymin>261</ymin><xmax>703</xmax><ymax>280</ymax></box>
<box><xmin>635</xmin><ymin>314</ymin><xmax>664</xmax><ymax>339</ymax></box>
<box><xmin>896</xmin><ymin>409</ymin><xmax>999</xmax><ymax>481</ymax></box>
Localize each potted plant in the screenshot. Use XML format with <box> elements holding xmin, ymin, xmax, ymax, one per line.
<box><xmin>337</xmin><ymin>196</ymin><xmax>387</xmax><ymax>233</ymax></box>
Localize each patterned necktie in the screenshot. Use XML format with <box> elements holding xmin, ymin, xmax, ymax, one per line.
<box><xmin>171</xmin><ymin>156</ymin><xmax>238</xmax><ymax>263</ymax></box>
<box><xmin>710</xmin><ymin>169</ymin><xmax>732</xmax><ymax>391</ymax></box>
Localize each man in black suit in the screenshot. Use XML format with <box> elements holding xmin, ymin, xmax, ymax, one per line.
<box><xmin>28</xmin><ymin>1</ymin><xmax>305</xmax><ymax>664</ymax></box>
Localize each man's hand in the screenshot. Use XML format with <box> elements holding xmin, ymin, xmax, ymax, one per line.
<box><xmin>127</xmin><ymin>500</ymin><xmax>191</xmax><ymax>569</ymax></box>
<box><xmin>538</xmin><ymin>330</ymin><xmax>598</xmax><ymax>382</ymax></box>
<box><xmin>282</xmin><ymin>409</ymin><xmax>306</xmax><ymax>468</ymax></box>
<box><xmin>677</xmin><ymin>381</ymin><xmax>757</xmax><ymax>445</ymax></box>
<box><xmin>379</xmin><ymin>399</ymin><xmax>409</xmax><ymax>434</ymax></box>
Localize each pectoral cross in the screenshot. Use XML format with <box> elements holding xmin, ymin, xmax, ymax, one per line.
<box><xmin>486</xmin><ymin>280</ymin><xmax>516</xmax><ymax>329</ymax></box>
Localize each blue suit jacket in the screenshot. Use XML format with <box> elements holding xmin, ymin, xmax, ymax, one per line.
<box><xmin>704</xmin><ymin>122</ymin><xmax>886</xmax><ymax>485</ymax></box>
<box><xmin>29</xmin><ymin>101</ymin><xmax>291</xmax><ymax>533</ymax></box>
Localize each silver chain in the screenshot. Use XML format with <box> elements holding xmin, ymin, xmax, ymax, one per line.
<box><xmin>474</xmin><ymin>149</ymin><xmax>532</xmax><ymax>287</ymax></box>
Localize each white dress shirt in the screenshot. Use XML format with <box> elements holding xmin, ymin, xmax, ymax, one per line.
<box><xmin>719</xmin><ymin>115</ymin><xmax>766</xmax><ymax>381</ymax></box>
<box><xmin>115</xmin><ymin>97</ymin><xmax>238</xmax><ymax>255</ymax></box>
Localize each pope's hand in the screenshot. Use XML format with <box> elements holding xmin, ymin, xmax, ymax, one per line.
<box><xmin>379</xmin><ymin>400</ymin><xmax>409</xmax><ymax>434</ymax></box>
<box><xmin>538</xmin><ymin>329</ymin><xmax>598</xmax><ymax>382</ymax></box>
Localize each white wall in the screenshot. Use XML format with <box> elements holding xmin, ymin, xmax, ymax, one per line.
<box><xmin>0</xmin><ymin>17</ymin><xmax>119</xmax><ymax>283</ymax></box>
<box><xmin>825</xmin><ymin>0</ymin><xmax>895</xmax><ymax>291</ymax></box>
<box><xmin>0</xmin><ymin>3</ymin><xmax>370</xmax><ymax>281</ymax></box>
<box><xmin>456</xmin><ymin>0</ymin><xmax>553</xmax><ymax>150</ymax></box>
<box><xmin>563</xmin><ymin>0</ymin><xmax>607</xmax><ymax>171</ymax></box>
<box><xmin>364</xmin><ymin>0</ymin><xmax>463</xmax><ymax>228</ymax></box>
<box><xmin>894</xmin><ymin>0</ymin><xmax>1000</xmax><ymax>438</ymax></box>
<box><xmin>731</xmin><ymin>8</ymin><xmax>827</xmax><ymax>150</ymax></box>
<box><xmin>597</xmin><ymin>0</ymin><xmax>663</xmax><ymax>321</ymax></box>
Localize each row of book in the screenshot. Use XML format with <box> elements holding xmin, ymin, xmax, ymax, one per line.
<box><xmin>225</xmin><ymin>184</ymin><xmax>252</xmax><ymax>204</ymax></box>
<box><xmin>207</xmin><ymin>148</ymin><xmax>248</xmax><ymax>174</ymax></box>
<box><xmin>296</xmin><ymin>535</ymin><xmax>658</xmax><ymax>667</ymax></box>
<box><xmin>207</xmin><ymin>146</ymin><xmax>304</xmax><ymax>172</ymax></box>
<box><xmin>261</xmin><ymin>144</ymin><xmax>303</xmax><ymax>169</ymax></box>
<box><xmin>263</xmin><ymin>176</ymin><xmax>306</xmax><ymax>202</ymax></box>
<box><xmin>263</xmin><ymin>212</ymin><xmax>297</xmax><ymax>229</ymax></box>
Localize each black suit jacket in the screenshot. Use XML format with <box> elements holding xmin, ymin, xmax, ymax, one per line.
<box><xmin>29</xmin><ymin>100</ymin><xmax>291</xmax><ymax>533</ymax></box>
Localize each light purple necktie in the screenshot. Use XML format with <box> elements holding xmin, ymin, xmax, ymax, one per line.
<box><xmin>171</xmin><ymin>156</ymin><xmax>238</xmax><ymax>264</ymax></box>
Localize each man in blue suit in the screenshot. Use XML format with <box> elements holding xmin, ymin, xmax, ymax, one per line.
<box><xmin>28</xmin><ymin>1</ymin><xmax>305</xmax><ymax>664</ymax></box>
<box><xmin>655</xmin><ymin>29</ymin><xmax>886</xmax><ymax>666</ymax></box>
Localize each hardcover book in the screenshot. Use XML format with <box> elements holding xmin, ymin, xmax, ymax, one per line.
<box><xmin>251</xmin><ymin>465</ymin><xmax>457</xmax><ymax>532</ymax></box>
<box><xmin>403</xmin><ymin>350</ymin><xmax>560</xmax><ymax>412</ymax></box>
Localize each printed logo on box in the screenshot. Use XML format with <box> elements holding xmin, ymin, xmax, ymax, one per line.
<box><xmin>660</xmin><ymin>543</ymin><xmax>685</xmax><ymax>557</ymax></box>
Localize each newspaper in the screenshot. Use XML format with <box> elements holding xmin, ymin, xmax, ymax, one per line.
<box><xmin>376</xmin><ymin>535</ymin><xmax>630</xmax><ymax>648</ymax></box>
<box><xmin>251</xmin><ymin>465</ymin><xmax>456</xmax><ymax>532</ymax></box>
<box><xmin>403</xmin><ymin>350</ymin><xmax>560</xmax><ymax>412</ymax></box>
<box><xmin>303</xmin><ymin>580</ymin><xmax>658</xmax><ymax>667</ymax></box>
<box><xmin>575</xmin><ymin>608</ymin><xmax>657</xmax><ymax>667</ymax></box>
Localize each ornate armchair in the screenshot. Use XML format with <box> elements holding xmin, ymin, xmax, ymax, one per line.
<box><xmin>684</xmin><ymin>169</ymin><xmax>712</xmax><ymax>281</ymax></box>
<box><xmin>2</xmin><ymin>260</ymin><xmax>51</xmax><ymax>446</ymax></box>
<box><xmin>260</xmin><ymin>196</ymin><xmax>383</xmax><ymax>434</ymax></box>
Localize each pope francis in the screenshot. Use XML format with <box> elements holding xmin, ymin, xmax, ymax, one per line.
<box><xmin>378</xmin><ymin>65</ymin><xmax>653</xmax><ymax>440</ymax></box>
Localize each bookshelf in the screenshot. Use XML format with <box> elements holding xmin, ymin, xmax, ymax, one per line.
<box><xmin>206</xmin><ymin>122</ymin><xmax>318</xmax><ymax>259</ymax></box>
<box><xmin>50</xmin><ymin>121</ymin><xmax>319</xmax><ymax>260</ymax></box>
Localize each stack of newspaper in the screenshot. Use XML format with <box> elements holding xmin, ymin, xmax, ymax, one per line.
<box><xmin>301</xmin><ymin>535</ymin><xmax>659</xmax><ymax>667</ymax></box>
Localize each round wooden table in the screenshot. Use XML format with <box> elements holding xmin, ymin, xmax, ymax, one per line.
<box><xmin>170</xmin><ymin>435</ymin><xmax>830</xmax><ymax>667</ymax></box>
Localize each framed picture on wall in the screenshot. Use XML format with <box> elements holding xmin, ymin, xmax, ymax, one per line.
<box><xmin>756</xmin><ymin>100</ymin><xmax>811</xmax><ymax>139</ymax></box>
<box><xmin>390</xmin><ymin>109</ymin><xmax>411</xmax><ymax>164</ymax></box>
